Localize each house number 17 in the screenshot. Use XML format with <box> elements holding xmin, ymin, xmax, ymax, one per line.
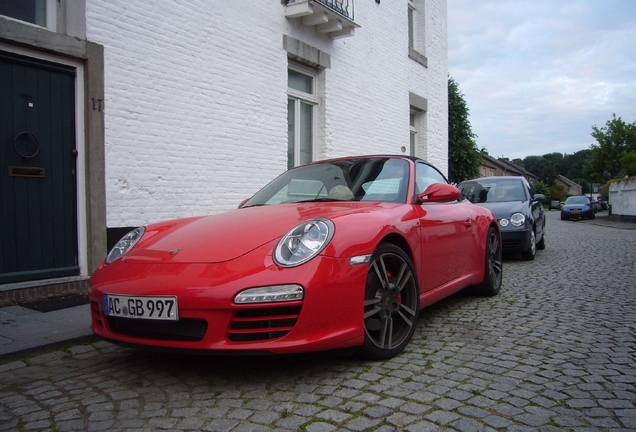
<box><xmin>91</xmin><ymin>97</ymin><xmax>104</xmax><ymax>112</ymax></box>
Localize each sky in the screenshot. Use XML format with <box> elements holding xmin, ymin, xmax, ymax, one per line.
<box><xmin>447</xmin><ymin>0</ymin><xmax>636</xmax><ymax>160</ymax></box>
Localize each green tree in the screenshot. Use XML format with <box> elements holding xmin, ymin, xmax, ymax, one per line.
<box><xmin>562</xmin><ymin>150</ymin><xmax>592</xmax><ymax>180</ymax></box>
<box><xmin>521</xmin><ymin>155</ymin><xmax>558</xmax><ymax>185</ymax></box>
<box><xmin>448</xmin><ymin>76</ymin><xmax>480</xmax><ymax>183</ymax></box>
<box><xmin>533</xmin><ymin>181</ymin><xmax>549</xmax><ymax>197</ymax></box>
<box><xmin>548</xmin><ymin>185</ymin><xmax>566</xmax><ymax>202</ymax></box>
<box><xmin>584</xmin><ymin>114</ymin><xmax>636</xmax><ymax>182</ymax></box>
<box><xmin>620</xmin><ymin>151</ymin><xmax>636</xmax><ymax>177</ymax></box>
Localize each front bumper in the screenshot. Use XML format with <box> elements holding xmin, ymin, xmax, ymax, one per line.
<box><xmin>561</xmin><ymin>208</ymin><xmax>594</xmax><ymax>219</ymax></box>
<box><xmin>89</xmin><ymin>251</ymin><xmax>368</xmax><ymax>355</ymax></box>
<box><xmin>500</xmin><ymin>228</ymin><xmax>532</xmax><ymax>253</ymax></box>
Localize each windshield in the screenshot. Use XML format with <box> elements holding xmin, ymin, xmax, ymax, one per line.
<box><xmin>459</xmin><ymin>178</ymin><xmax>527</xmax><ymax>203</ymax></box>
<box><xmin>565</xmin><ymin>196</ymin><xmax>590</xmax><ymax>205</ymax></box>
<box><xmin>243</xmin><ymin>157</ymin><xmax>410</xmax><ymax>206</ymax></box>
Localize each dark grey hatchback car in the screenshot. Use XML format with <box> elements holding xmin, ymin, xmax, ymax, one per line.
<box><xmin>458</xmin><ymin>176</ymin><xmax>546</xmax><ymax>260</ymax></box>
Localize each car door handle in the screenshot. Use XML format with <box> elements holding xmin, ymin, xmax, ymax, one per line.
<box><xmin>464</xmin><ymin>218</ymin><xmax>472</xmax><ymax>229</ymax></box>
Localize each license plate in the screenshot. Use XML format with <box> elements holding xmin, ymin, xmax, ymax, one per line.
<box><xmin>572</xmin><ymin>211</ymin><xmax>581</xmax><ymax>215</ymax></box>
<box><xmin>103</xmin><ymin>294</ymin><xmax>178</xmax><ymax>320</ymax></box>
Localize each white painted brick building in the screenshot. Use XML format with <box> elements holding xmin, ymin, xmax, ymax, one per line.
<box><xmin>0</xmin><ymin>0</ymin><xmax>447</xmax><ymax>288</ymax></box>
<box><xmin>86</xmin><ymin>0</ymin><xmax>448</xmax><ymax>227</ymax></box>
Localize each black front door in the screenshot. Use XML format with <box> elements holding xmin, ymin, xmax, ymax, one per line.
<box><xmin>0</xmin><ymin>51</ymin><xmax>79</xmax><ymax>284</ymax></box>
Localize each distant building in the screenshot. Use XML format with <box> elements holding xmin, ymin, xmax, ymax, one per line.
<box><xmin>478</xmin><ymin>154</ymin><xmax>539</xmax><ymax>185</ymax></box>
<box><xmin>555</xmin><ymin>175</ymin><xmax>583</xmax><ymax>196</ymax></box>
<box><xmin>591</xmin><ymin>183</ymin><xmax>602</xmax><ymax>201</ymax></box>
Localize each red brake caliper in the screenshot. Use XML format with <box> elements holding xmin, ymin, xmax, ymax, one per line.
<box><xmin>386</xmin><ymin>270</ymin><xmax>402</xmax><ymax>304</ymax></box>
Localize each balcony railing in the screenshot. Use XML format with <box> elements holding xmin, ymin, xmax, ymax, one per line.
<box><xmin>285</xmin><ymin>0</ymin><xmax>359</xmax><ymax>39</ymax></box>
<box><xmin>314</xmin><ymin>0</ymin><xmax>354</xmax><ymax>21</ymax></box>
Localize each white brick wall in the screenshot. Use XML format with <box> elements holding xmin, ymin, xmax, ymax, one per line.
<box><xmin>609</xmin><ymin>179</ymin><xmax>636</xmax><ymax>217</ymax></box>
<box><xmin>86</xmin><ymin>0</ymin><xmax>448</xmax><ymax>227</ymax></box>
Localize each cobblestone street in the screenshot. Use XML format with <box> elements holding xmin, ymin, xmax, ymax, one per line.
<box><xmin>1</xmin><ymin>210</ymin><xmax>635</xmax><ymax>432</ymax></box>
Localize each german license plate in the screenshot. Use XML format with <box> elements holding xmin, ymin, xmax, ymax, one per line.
<box><xmin>103</xmin><ymin>294</ymin><xmax>178</xmax><ymax>320</ymax></box>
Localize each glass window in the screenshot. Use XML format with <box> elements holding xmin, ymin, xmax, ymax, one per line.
<box><xmin>415</xmin><ymin>162</ymin><xmax>447</xmax><ymax>194</ymax></box>
<box><xmin>408</xmin><ymin>0</ymin><xmax>425</xmax><ymax>56</ymax></box>
<box><xmin>288</xmin><ymin>69</ymin><xmax>313</xmax><ymax>94</ymax></box>
<box><xmin>299</xmin><ymin>102</ymin><xmax>313</xmax><ymax>165</ymax></box>
<box><xmin>409</xmin><ymin>132</ymin><xmax>416</xmax><ymax>156</ymax></box>
<box><xmin>408</xmin><ymin>3</ymin><xmax>415</xmax><ymax>49</ymax></box>
<box><xmin>0</xmin><ymin>0</ymin><xmax>46</xmax><ymax>27</ymax></box>
<box><xmin>287</xmin><ymin>99</ymin><xmax>296</xmax><ymax>170</ymax></box>
<box><xmin>245</xmin><ymin>157</ymin><xmax>410</xmax><ymax>206</ymax></box>
<box><xmin>288</xmin><ymin>66</ymin><xmax>317</xmax><ymax>169</ymax></box>
<box><xmin>459</xmin><ymin>179</ymin><xmax>527</xmax><ymax>204</ymax></box>
<box><xmin>409</xmin><ymin>111</ymin><xmax>417</xmax><ymax>156</ymax></box>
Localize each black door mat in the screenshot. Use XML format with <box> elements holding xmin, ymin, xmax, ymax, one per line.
<box><xmin>20</xmin><ymin>293</ymin><xmax>90</xmax><ymax>313</ymax></box>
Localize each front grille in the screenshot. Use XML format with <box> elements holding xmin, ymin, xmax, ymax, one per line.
<box><xmin>106</xmin><ymin>316</ymin><xmax>208</xmax><ymax>341</ymax></box>
<box><xmin>228</xmin><ymin>305</ymin><xmax>302</xmax><ymax>342</ymax></box>
<box><xmin>502</xmin><ymin>239</ymin><xmax>520</xmax><ymax>249</ymax></box>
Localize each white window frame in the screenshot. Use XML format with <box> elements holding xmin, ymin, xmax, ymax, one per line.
<box><xmin>287</xmin><ymin>63</ymin><xmax>318</xmax><ymax>169</ymax></box>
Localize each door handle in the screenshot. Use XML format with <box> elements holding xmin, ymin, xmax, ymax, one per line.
<box><xmin>464</xmin><ymin>218</ymin><xmax>472</xmax><ymax>228</ymax></box>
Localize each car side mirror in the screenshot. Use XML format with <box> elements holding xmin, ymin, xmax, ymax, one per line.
<box><xmin>418</xmin><ymin>183</ymin><xmax>462</xmax><ymax>203</ymax></box>
<box><xmin>533</xmin><ymin>193</ymin><xmax>545</xmax><ymax>202</ymax></box>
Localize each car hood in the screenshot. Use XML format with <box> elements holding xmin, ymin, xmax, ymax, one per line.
<box><xmin>474</xmin><ymin>201</ymin><xmax>527</xmax><ymax>219</ymax></box>
<box><xmin>122</xmin><ymin>202</ymin><xmax>396</xmax><ymax>264</ymax></box>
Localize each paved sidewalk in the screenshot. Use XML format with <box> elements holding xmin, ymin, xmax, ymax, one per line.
<box><xmin>0</xmin><ymin>303</ymin><xmax>94</xmax><ymax>359</ymax></box>
<box><xmin>584</xmin><ymin>213</ymin><xmax>636</xmax><ymax>229</ymax></box>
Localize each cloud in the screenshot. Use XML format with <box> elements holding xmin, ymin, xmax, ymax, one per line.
<box><xmin>448</xmin><ymin>0</ymin><xmax>636</xmax><ymax>159</ymax></box>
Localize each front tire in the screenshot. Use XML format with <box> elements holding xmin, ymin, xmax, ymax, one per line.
<box><xmin>536</xmin><ymin>229</ymin><xmax>546</xmax><ymax>250</ymax></box>
<box><xmin>521</xmin><ymin>229</ymin><xmax>536</xmax><ymax>261</ymax></box>
<box><xmin>473</xmin><ymin>227</ymin><xmax>503</xmax><ymax>297</ymax></box>
<box><xmin>358</xmin><ymin>243</ymin><xmax>420</xmax><ymax>360</ymax></box>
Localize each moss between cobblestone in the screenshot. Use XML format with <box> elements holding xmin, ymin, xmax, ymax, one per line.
<box><xmin>15</xmin><ymin>420</ymin><xmax>26</xmax><ymax>432</ymax></box>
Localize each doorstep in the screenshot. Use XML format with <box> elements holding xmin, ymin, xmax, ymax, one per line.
<box><xmin>0</xmin><ymin>276</ymin><xmax>91</xmax><ymax>307</ymax></box>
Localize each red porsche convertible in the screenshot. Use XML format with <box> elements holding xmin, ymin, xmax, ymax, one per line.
<box><xmin>89</xmin><ymin>155</ymin><xmax>502</xmax><ymax>359</ymax></box>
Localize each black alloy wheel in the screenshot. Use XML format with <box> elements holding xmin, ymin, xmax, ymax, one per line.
<box><xmin>474</xmin><ymin>226</ymin><xmax>503</xmax><ymax>296</ymax></box>
<box><xmin>359</xmin><ymin>243</ymin><xmax>420</xmax><ymax>360</ymax></box>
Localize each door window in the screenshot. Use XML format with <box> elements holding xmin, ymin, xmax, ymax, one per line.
<box><xmin>415</xmin><ymin>162</ymin><xmax>447</xmax><ymax>195</ymax></box>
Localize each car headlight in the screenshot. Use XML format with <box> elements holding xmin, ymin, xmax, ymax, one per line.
<box><xmin>510</xmin><ymin>213</ymin><xmax>525</xmax><ymax>227</ymax></box>
<box><xmin>106</xmin><ymin>227</ymin><xmax>145</xmax><ymax>264</ymax></box>
<box><xmin>274</xmin><ymin>219</ymin><xmax>334</xmax><ymax>267</ymax></box>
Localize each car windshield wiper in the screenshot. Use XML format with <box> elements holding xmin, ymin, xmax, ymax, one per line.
<box><xmin>295</xmin><ymin>198</ymin><xmax>341</xmax><ymax>203</ymax></box>
<box><xmin>242</xmin><ymin>203</ymin><xmax>268</xmax><ymax>208</ymax></box>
